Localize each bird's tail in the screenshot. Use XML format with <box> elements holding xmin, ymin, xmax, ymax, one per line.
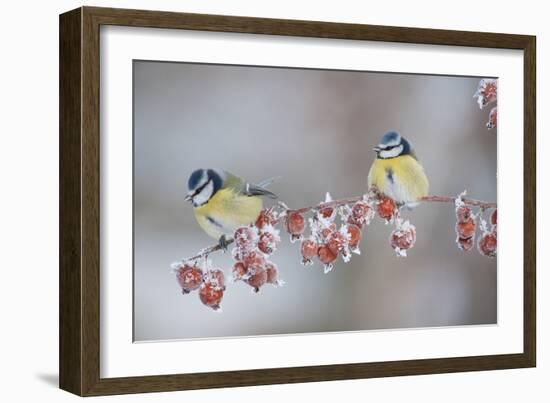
<box><xmin>256</xmin><ymin>176</ymin><xmax>281</xmax><ymax>189</ymax></box>
<box><xmin>245</xmin><ymin>176</ymin><xmax>281</xmax><ymax>199</ymax></box>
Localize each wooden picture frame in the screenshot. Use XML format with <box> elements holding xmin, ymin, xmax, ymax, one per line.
<box><xmin>59</xmin><ymin>6</ymin><xmax>536</xmax><ymax>396</ymax></box>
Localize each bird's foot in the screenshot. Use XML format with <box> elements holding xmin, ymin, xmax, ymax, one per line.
<box><xmin>218</xmin><ymin>235</ymin><xmax>230</xmax><ymax>251</ymax></box>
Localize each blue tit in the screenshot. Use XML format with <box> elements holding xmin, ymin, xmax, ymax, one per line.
<box><xmin>367</xmin><ymin>131</ymin><xmax>429</xmax><ymax>206</ymax></box>
<box><xmin>185</xmin><ymin>169</ymin><xmax>277</xmax><ymax>246</ymax></box>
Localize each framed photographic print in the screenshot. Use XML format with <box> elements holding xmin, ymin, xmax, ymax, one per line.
<box><xmin>59</xmin><ymin>6</ymin><xmax>536</xmax><ymax>396</ymax></box>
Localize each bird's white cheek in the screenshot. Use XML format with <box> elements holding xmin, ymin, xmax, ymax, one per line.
<box><xmin>193</xmin><ymin>181</ymin><xmax>214</xmax><ymax>206</ymax></box>
<box><xmin>379</xmin><ymin>144</ymin><xmax>403</xmax><ymax>159</ymax></box>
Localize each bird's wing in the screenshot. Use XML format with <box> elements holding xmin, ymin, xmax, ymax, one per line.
<box><xmin>224</xmin><ymin>171</ymin><xmax>278</xmax><ymax>199</ymax></box>
<box><xmin>246</xmin><ymin>176</ymin><xmax>280</xmax><ymax>199</ymax></box>
<box><xmin>243</xmin><ymin>182</ymin><xmax>278</xmax><ymax>199</ymax></box>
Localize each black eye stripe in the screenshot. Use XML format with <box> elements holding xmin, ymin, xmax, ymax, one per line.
<box><xmin>381</xmin><ymin>144</ymin><xmax>399</xmax><ymax>151</ymax></box>
<box><xmin>193</xmin><ymin>179</ymin><xmax>212</xmax><ymax>197</ymax></box>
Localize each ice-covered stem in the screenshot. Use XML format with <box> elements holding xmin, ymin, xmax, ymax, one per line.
<box><xmin>420</xmin><ymin>195</ymin><xmax>496</xmax><ymax>209</ymax></box>
<box><xmin>178</xmin><ymin>244</ymin><xmax>228</xmax><ymax>265</ymax></box>
<box><xmin>176</xmin><ymin>189</ymin><xmax>496</xmax><ymax>263</ymax></box>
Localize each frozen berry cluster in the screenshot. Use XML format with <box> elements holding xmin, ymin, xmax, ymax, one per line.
<box><xmin>175</xmin><ymin>263</ymin><xmax>226</xmax><ymax>311</ymax></box>
<box><xmin>294</xmin><ymin>194</ymin><xmax>370</xmax><ymax>273</ymax></box>
<box><xmin>231</xmin><ymin>208</ymin><xmax>283</xmax><ymax>293</ymax></box>
<box><xmin>474</xmin><ymin>78</ymin><xmax>498</xmax><ymax>130</ymax></box>
<box><xmin>454</xmin><ymin>198</ymin><xmax>497</xmax><ymax>258</ymax></box>
<box><xmin>294</xmin><ymin>192</ymin><xmax>415</xmax><ymax>272</ymax></box>
<box><xmin>478</xmin><ymin>209</ymin><xmax>497</xmax><ymax>258</ymax></box>
<box><xmin>173</xmin><ymin>188</ymin><xmax>496</xmax><ymax>311</ymax></box>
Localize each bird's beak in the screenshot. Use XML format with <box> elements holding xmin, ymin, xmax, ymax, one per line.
<box><xmin>373</xmin><ymin>146</ymin><xmax>381</xmax><ymax>153</ymax></box>
<box><xmin>184</xmin><ymin>194</ymin><xmax>193</xmax><ymax>202</ymax></box>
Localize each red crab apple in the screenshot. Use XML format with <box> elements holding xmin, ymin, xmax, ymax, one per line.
<box><xmin>456</xmin><ymin>218</ymin><xmax>476</xmax><ymax>239</ymax></box>
<box><xmin>478</xmin><ymin>232</ymin><xmax>497</xmax><ymax>258</ymax></box>
<box><xmin>176</xmin><ymin>265</ymin><xmax>203</xmax><ymax>294</ymax></box>
<box><xmin>233</xmin><ymin>226</ymin><xmax>256</xmax><ymax>250</ymax></box>
<box><xmin>258</xmin><ymin>231</ymin><xmax>279</xmax><ymax>255</ymax></box>
<box><xmin>456</xmin><ymin>206</ymin><xmax>472</xmax><ymax>222</ymax></box>
<box><xmin>318</xmin><ymin>244</ymin><xmax>338</xmax><ymax>265</ymax></box>
<box><xmin>377</xmin><ymin>197</ymin><xmax>396</xmax><ymax>221</ymax></box>
<box><xmin>207</xmin><ymin>268</ymin><xmax>225</xmax><ymax>290</ymax></box>
<box><xmin>255</xmin><ymin>209</ymin><xmax>277</xmax><ymax>229</ymax></box>
<box><xmin>265</xmin><ymin>262</ymin><xmax>280</xmax><ymax>285</ymax></box>
<box><xmin>199</xmin><ymin>281</ymin><xmax>224</xmax><ymax>310</ymax></box>
<box><xmin>301</xmin><ymin>239</ymin><xmax>318</xmax><ymax>265</ymax></box>
<box><xmin>286</xmin><ymin>212</ymin><xmax>305</xmax><ymax>240</ymax></box>
<box><xmin>351</xmin><ymin>201</ymin><xmax>373</xmax><ymax>226</ymax></box>
<box><xmin>232</xmin><ymin>261</ymin><xmax>247</xmax><ymax>281</ymax></box>
<box><xmin>327</xmin><ymin>231</ymin><xmax>346</xmax><ymax>255</ymax></box>
<box><xmin>390</xmin><ymin>224</ymin><xmax>417</xmax><ymax>256</ymax></box>
<box><xmin>457</xmin><ymin>236</ymin><xmax>475</xmax><ymax>252</ymax></box>
<box><xmin>245</xmin><ymin>267</ymin><xmax>268</xmax><ymax>292</ymax></box>
<box><xmin>346</xmin><ymin>224</ymin><xmax>362</xmax><ymax>249</ymax></box>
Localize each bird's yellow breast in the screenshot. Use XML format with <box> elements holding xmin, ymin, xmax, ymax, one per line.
<box><xmin>368</xmin><ymin>155</ymin><xmax>429</xmax><ymax>203</ymax></box>
<box><xmin>194</xmin><ymin>188</ymin><xmax>263</xmax><ymax>239</ymax></box>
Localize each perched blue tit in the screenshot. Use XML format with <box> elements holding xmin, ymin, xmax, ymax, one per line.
<box><xmin>185</xmin><ymin>169</ymin><xmax>277</xmax><ymax>246</ymax></box>
<box><xmin>367</xmin><ymin>131</ymin><xmax>429</xmax><ymax>206</ymax></box>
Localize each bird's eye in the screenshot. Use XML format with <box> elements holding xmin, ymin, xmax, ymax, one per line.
<box><xmin>194</xmin><ymin>179</ymin><xmax>212</xmax><ymax>196</ymax></box>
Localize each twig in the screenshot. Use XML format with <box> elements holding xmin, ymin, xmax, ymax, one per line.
<box><xmin>420</xmin><ymin>195</ymin><xmax>496</xmax><ymax>209</ymax></box>
<box><xmin>174</xmin><ymin>191</ymin><xmax>496</xmax><ymax>265</ymax></box>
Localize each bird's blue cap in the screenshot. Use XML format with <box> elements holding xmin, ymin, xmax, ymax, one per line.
<box><xmin>187</xmin><ymin>169</ymin><xmax>206</xmax><ymax>191</ymax></box>
<box><xmin>380</xmin><ymin>131</ymin><xmax>401</xmax><ymax>146</ymax></box>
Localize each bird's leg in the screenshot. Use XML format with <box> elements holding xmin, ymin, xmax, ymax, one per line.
<box><xmin>218</xmin><ymin>235</ymin><xmax>230</xmax><ymax>251</ymax></box>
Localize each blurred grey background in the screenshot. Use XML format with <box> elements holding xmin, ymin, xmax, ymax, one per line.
<box><xmin>133</xmin><ymin>61</ymin><xmax>497</xmax><ymax>342</ymax></box>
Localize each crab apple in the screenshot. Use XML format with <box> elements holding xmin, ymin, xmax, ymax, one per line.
<box><xmin>377</xmin><ymin>196</ymin><xmax>396</xmax><ymax>221</ymax></box>
<box><xmin>255</xmin><ymin>208</ymin><xmax>277</xmax><ymax>229</ymax></box>
<box><xmin>351</xmin><ymin>201</ymin><xmax>374</xmax><ymax>226</ymax></box>
<box><xmin>232</xmin><ymin>261</ymin><xmax>247</xmax><ymax>281</ymax></box>
<box><xmin>320</xmin><ymin>223</ymin><xmax>337</xmax><ymax>241</ymax></box>
<box><xmin>487</xmin><ymin>106</ymin><xmax>497</xmax><ymax>129</ymax></box>
<box><xmin>318</xmin><ymin>206</ymin><xmax>334</xmax><ymax>219</ymax></box>
<box><xmin>318</xmin><ymin>244</ymin><xmax>338</xmax><ymax>265</ymax></box>
<box><xmin>176</xmin><ymin>265</ymin><xmax>203</xmax><ymax>294</ymax></box>
<box><xmin>286</xmin><ymin>212</ymin><xmax>305</xmax><ymax>239</ymax></box>
<box><xmin>245</xmin><ymin>267</ymin><xmax>268</xmax><ymax>292</ymax></box>
<box><xmin>233</xmin><ymin>226</ymin><xmax>256</xmax><ymax>250</ymax></box>
<box><xmin>347</xmin><ymin>217</ymin><xmax>362</xmax><ymax>228</ymax></box>
<box><xmin>491</xmin><ymin>209</ymin><xmax>497</xmax><ymax>226</ymax></box>
<box><xmin>207</xmin><ymin>268</ymin><xmax>225</xmax><ymax>289</ymax></box>
<box><xmin>231</xmin><ymin>246</ymin><xmax>249</xmax><ymax>262</ymax></box>
<box><xmin>456</xmin><ymin>206</ymin><xmax>472</xmax><ymax>222</ymax></box>
<box><xmin>456</xmin><ymin>218</ymin><xmax>476</xmax><ymax>239</ymax></box>
<box><xmin>478</xmin><ymin>232</ymin><xmax>497</xmax><ymax>258</ymax></box>
<box><xmin>327</xmin><ymin>231</ymin><xmax>347</xmax><ymax>255</ymax></box>
<box><xmin>258</xmin><ymin>231</ymin><xmax>279</xmax><ymax>255</ymax></box>
<box><xmin>457</xmin><ymin>236</ymin><xmax>475</xmax><ymax>252</ymax></box>
<box><xmin>346</xmin><ymin>224</ymin><xmax>362</xmax><ymax>248</ymax></box>
<box><xmin>301</xmin><ymin>239</ymin><xmax>318</xmax><ymax>265</ymax></box>
<box><xmin>265</xmin><ymin>262</ymin><xmax>279</xmax><ymax>284</ymax></box>
<box><xmin>390</xmin><ymin>224</ymin><xmax>417</xmax><ymax>256</ymax></box>
<box><xmin>475</xmin><ymin>78</ymin><xmax>498</xmax><ymax>108</ymax></box>
<box><xmin>199</xmin><ymin>281</ymin><xmax>224</xmax><ymax>310</ymax></box>
<box><xmin>243</xmin><ymin>250</ymin><xmax>266</xmax><ymax>271</ymax></box>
